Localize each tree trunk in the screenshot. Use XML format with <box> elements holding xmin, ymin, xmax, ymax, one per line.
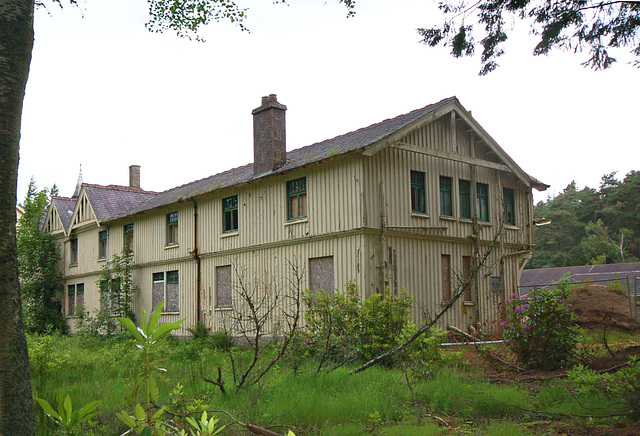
<box><xmin>0</xmin><ymin>1</ymin><xmax>37</xmax><ymax>434</ymax></box>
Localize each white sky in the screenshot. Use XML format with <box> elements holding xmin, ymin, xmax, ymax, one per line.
<box><xmin>19</xmin><ymin>0</ymin><xmax>640</xmax><ymax>206</ymax></box>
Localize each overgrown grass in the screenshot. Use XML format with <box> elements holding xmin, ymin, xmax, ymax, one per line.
<box><xmin>28</xmin><ymin>333</ymin><xmax>638</xmax><ymax>435</ymax></box>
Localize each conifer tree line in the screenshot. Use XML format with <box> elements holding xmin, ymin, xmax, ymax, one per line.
<box><xmin>530</xmin><ymin>171</ymin><xmax>640</xmax><ymax>268</ymax></box>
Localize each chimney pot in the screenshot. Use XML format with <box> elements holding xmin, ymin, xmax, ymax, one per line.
<box><xmin>129</xmin><ymin>165</ymin><xmax>141</xmax><ymax>189</ymax></box>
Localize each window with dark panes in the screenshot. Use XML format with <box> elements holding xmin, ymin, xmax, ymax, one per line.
<box><xmin>70</xmin><ymin>238</ymin><xmax>78</xmax><ymax>265</ymax></box>
<box><xmin>222</xmin><ymin>196</ymin><xmax>238</xmax><ymax>232</ymax></box>
<box><xmin>503</xmin><ymin>187</ymin><xmax>515</xmax><ymax>225</ymax></box>
<box><xmin>68</xmin><ymin>284</ymin><xmax>76</xmax><ymax>315</ymax></box>
<box><xmin>410</xmin><ymin>170</ymin><xmax>426</xmax><ymax>213</ymax></box>
<box><xmin>98</xmin><ymin>230</ymin><xmax>108</xmax><ymax>259</ymax></box>
<box><xmin>287</xmin><ymin>177</ymin><xmax>307</xmax><ymax>220</ymax></box>
<box><xmin>124</xmin><ymin>223</ymin><xmax>134</xmax><ymax>251</ymax></box>
<box><xmin>439</xmin><ymin>176</ymin><xmax>453</xmax><ymax>216</ymax></box>
<box><xmin>76</xmin><ymin>283</ymin><xmax>84</xmax><ymax>311</ymax></box>
<box><xmin>166</xmin><ymin>212</ymin><xmax>179</xmax><ymax>245</ymax></box>
<box><xmin>459</xmin><ymin>179</ymin><xmax>471</xmax><ymax>219</ymax></box>
<box><xmin>216</xmin><ymin>265</ymin><xmax>232</xmax><ymax>308</ymax></box>
<box><xmin>476</xmin><ymin>183</ymin><xmax>490</xmax><ymax>222</ymax></box>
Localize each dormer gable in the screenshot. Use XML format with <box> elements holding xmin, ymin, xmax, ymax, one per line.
<box><xmin>69</xmin><ymin>188</ymin><xmax>99</xmax><ymax>231</ymax></box>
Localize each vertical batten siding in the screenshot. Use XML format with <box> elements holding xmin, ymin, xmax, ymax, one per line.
<box><xmin>203</xmin><ymin>234</ymin><xmax>365</xmax><ymax>333</ymax></box>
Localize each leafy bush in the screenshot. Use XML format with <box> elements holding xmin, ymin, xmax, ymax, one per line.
<box><xmin>502</xmin><ymin>281</ymin><xmax>582</xmax><ymax>369</ymax></box>
<box><xmin>186</xmin><ymin>322</ymin><xmax>211</xmax><ymax>340</ymax></box>
<box><xmin>210</xmin><ymin>330</ymin><xmax>234</xmax><ymax>351</ymax></box>
<box><xmin>303</xmin><ymin>283</ymin><xmax>416</xmax><ymax>367</ymax></box>
<box><xmin>569</xmin><ymin>356</ymin><xmax>640</xmax><ymax>420</ymax></box>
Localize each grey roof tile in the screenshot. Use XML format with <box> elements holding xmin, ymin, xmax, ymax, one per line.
<box><xmin>52</xmin><ymin>196</ymin><xmax>77</xmax><ymax>229</ymax></box>
<box><xmin>120</xmin><ymin>96</ymin><xmax>458</xmax><ymax>218</ymax></box>
<box><xmin>82</xmin><ymin>184</ymin><xmax>157</xmax><ymax>222</ymax></box>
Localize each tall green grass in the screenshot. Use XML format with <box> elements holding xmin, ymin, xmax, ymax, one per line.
<box><xmin>28</xmin><ymin>333</ymin><xmax>632</xmax><ymax>435</ymax></box>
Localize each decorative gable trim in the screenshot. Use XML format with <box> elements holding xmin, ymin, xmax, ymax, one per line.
<box><xmin>69</xmin><ymin>189</ymin><xmax>100</xmax><ymax>231</ymax></box>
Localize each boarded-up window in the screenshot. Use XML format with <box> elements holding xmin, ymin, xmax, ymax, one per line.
<box><xmin>491</xmin><ymin>276</ymin><xmax>502</xmax><ymax>293</ymax></box>
<box><xmin>309</xmin><ymin>256</ymin><xmax>335</xmax><ymax>296</ymax></box>
<box><xmin>166</xmin><ymin>270</ymin><xmax>179</xmax><ymax>312</ymax></box>
<box><xmin>441</xmin><ymin>255</ymin><xmax>451</xmax><ymax>301</ymax></box>
<box><xmin>462</xmin><ymin>256</ymin><xmax>472</xmax><ymax>302</ymax></box>
<box><xmin>152</xmin><ymin>272</ymin><xmax>165</xmax><ymax>310</ymax></box>
<box><xmin>216</xmin><ymin>265</ymin><xmax>232</xmax><ymax>308</ymax></box>
<box><xmin>152</xmin><ymin>271</ymin><xmax>179</xmax><ymax>312</ymax></box>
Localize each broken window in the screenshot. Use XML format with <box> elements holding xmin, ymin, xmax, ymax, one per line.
<box><xmin>70</xmin><ymin>238</ymin><xmax>78</xmax><ymax>265</ymax></box>
<box><xmin>67</xmin><ymin>283</ymin><xmax>84</xmax><ymax>316</ymax></box>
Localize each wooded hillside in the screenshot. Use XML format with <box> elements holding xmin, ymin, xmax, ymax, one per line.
<box><xmin>529</xmin><ymin>171</ymin><xmax>640</xmax><ymax>268</ymax></box>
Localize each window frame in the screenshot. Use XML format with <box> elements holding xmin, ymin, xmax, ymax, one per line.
<box><xmin>286</xmin><ymin>177</ymin><xmax>307</xmax><ymax>221</ymax></box>
<box><xmin>98</xmin><ymin>229</ymin><xmax>108</xmax><ymax>260</ymax></box>
<box><xmin>503</xmin><ymin>187</ymin><xmax>515</xmax><ymax>225</ymax></box>
<box><xmin>410</xmin><ymin>170</ymin><xmax>426</xmax><ymax>214</ymax></box>
<box><xmin>215</xmin><ymin>265</ymin><xmax>233</xmax><ymax>308</ymax></box>
<box><xmin>166</xmin><ymin>211</ymin><xmax>179</xmax><ymax>246</ymax></box>
<box><xmin>67</xmin><ymin>283</ymin><xmax>84</xmax><ymax>316</ymax></box>
<box><xmin>476</xmin><ymin>183</ymin><xmax>490</xmax><ymax>222</ymax></box>
<box><xmin>222</xmin><ymin>195</ymin><xmax>239</xmax><ymax>233</ymax></box>
<box><xmin>152</xmin><ymin>270</ymin><xmax>180</xmax><ymax>313</ymax></box>
<box><xmin>70</xmin><ymin>238</ymin><xmax>78</xmax><ymax>265</ymax></box>
<box><xmin>124</xmin><ymin>223</ymin><xmax>134</xmax><ymax>252</ymax></box>
<box><xmin>459</xmin><ymin>179</ymin><xmax>472</xmax><ymax>219</ymax></box>
<box><xmin>439</xmin><ymin>176</ymin><xmax>453</xmax><ymax>216</ymax></box>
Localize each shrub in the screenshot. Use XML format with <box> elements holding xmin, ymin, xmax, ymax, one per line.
<box><xmin>502</xmin><ymin>281</ymin><xmax>582</xmax><ymax>370</ymax></box>
<box><xmin>186</xmin><ymin>322</ymin><xmax>210</xmax><ymax>340</ymax></box>
<box><xmin>302</xmin><ymin>283</ymin><xmax>415</xmax><ymax>367</ymax></box>
<box><xmin>569</xmin><ymin>356</ymin><xmax>640</xmax><ymax>420</ymax></box>
<box><xmin>210</xmin><ymin>330</ymin><xmax>234</xmax><ymax>351</ymax></box>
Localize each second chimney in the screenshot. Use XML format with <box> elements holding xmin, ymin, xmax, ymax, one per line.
<box><xmin>129</xmin><ymin>165</ymin><xmax>141</xmax><ymax>189</ymax></box>
<box><xmin>252</xmin><ymin>94</ymin><xmax>287</xmax><ymax>175</ymax></box>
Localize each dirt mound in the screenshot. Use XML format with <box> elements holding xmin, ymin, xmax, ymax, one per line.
<box><xmin>569</xmin><ymin>284</ymin><xmax>638</xmax><ymax>331</ymax></box>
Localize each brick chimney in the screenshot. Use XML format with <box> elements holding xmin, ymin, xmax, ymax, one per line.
<box><xmin>129</xmin><ymin>165</ymin><xmax>141</xmax><ymax>189</ymax></box>
<box><xmin>252</xmin><ymin>94</ymin><xmax>287</xmax><ymax>175</ymax></box>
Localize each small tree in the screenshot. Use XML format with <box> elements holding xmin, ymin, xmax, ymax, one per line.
<box><xmin>17</xmin><ymin>179</ymin><xmax>66</xmax><ymax>334</ymax></box>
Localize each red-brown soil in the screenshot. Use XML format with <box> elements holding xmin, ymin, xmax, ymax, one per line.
<box><xmin>570</xmin><ymin>284</ymin><xmax>638</xmax><ymax>332</ymax></box>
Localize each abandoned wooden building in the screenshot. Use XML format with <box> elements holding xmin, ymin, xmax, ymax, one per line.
<box><xmin>44</xmin><ymin>95</ymin><xmax>548</xmax><ymax>334</ymax></box>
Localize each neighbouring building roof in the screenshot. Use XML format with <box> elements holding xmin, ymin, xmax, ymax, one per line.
<box><xmin>82</xmin><ymin>184</ymin><xmax>157</xmax><ymax>222</ymax></box>
<box><xmin>51</xmin><ymin>196</ymin><xmax>77</xmax><ymax>229</ymax></box>
<box><xmin>520</xmin><ymin>263</ymin><xmax>640</xmax><ymax>294</ymax></box>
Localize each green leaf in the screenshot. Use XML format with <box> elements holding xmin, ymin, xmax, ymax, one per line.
<box><xmin>147</xmin><ymin>301</ymin><xmax>165</xmax><ymax>334</ymax></box>
<box><xmin>63</xmin><ymin>394</ymin><xmax>73</xmax><ymax>423</ymax></box>
<box><xmin>76</xmin><ymin>400</ymin><xmax>101</xmax><ymax>424</ymax></box>
<box><xmin>118</xmin><ymin>317</ymin><xmax>144</xmax><ymax>343</ymax></box>
<box><xmin>36</xmin><ymin>398</ymin><xmax>60</xmax><ymax>421</ymax></box>
<box><xmin>151</xmin><ymin>318</ymin><xmax>186</xmax><ymax>342</ymax></box>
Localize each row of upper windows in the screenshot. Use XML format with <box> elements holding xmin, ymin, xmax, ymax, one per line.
<box><xmin>410</xmin><ymin>170</ymin><xmax>516</xmax><ymax>225</ymax></box>
<box><xmin>68</xmin><ymin>177</ymin><xmax>308</xmax><ymax>265</ymax></box>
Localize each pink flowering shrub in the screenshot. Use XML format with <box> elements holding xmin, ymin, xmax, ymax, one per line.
<box><xmin>502</xmin><ymin>280</ymin><xmax>582</xmax><ymax>370</ymax></box>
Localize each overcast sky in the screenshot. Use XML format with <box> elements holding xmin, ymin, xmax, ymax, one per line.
<box><xmin>19</xmin><ymin>0</ymin><xmax>639</xmax><ymax>206</ymax></box>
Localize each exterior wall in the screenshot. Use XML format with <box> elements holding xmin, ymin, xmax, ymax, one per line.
<box><xmin>202</xmin><ymin>234</ymin><xmax>366</xmax><ymax>334</ymax></box>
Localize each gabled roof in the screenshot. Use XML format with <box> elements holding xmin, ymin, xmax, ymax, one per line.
<box><xmin>116</xmin><ymin>96</ymin><xmax>545</xmax><ymax>219</ymax></box>
<box><xmin>81</xmin><ymin>184</ymin><xmax>157</xmax><ymax>222</ymax></box>
<box><xmin>52</xmin><ymin>196</ymin><xmax>77</xmax><ymax>229</ymax></box>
